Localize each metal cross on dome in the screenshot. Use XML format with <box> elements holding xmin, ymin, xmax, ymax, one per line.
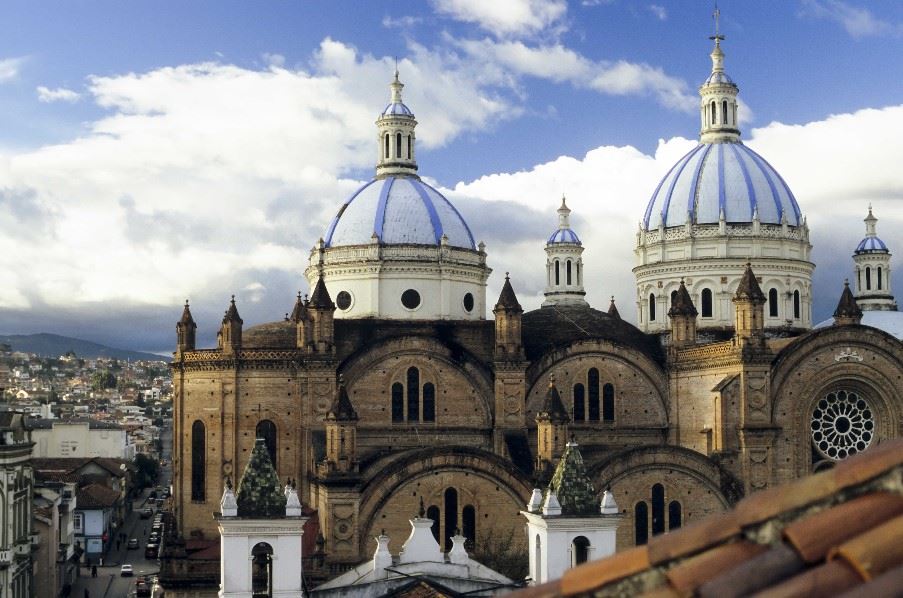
<box><xmin>711</xmin><ymin>5</ymin><xmax>725</xmax><ymax>42</ymax></box>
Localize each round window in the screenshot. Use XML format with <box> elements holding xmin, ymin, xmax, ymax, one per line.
<box><xmin>463</xmin><ymin>292</ymin><xmax>474</xmax><ymax>313</ymax></box>
<box><xmin>401</xmin><ymin>289</ymin><xmax>421</xmax><ymax>310</ymax></box>
<box><xmin>810</xmin><ymin>390</ymin><xmax>874</xmax><ymax>461</ymax></box>
<box><xmin>336</xmin><ymin>291</ymin><xmax>352</xmax><ymax>311</ymax></box>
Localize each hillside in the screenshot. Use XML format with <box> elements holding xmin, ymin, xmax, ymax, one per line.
<box><xmin>0</xmin><ymin>333</ymin><xmax>169</xmax><ymax>362</ymax></box>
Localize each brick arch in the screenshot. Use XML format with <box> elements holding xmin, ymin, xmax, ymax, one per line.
<box><xmin>770</xmin><ymin>327</ymin><xmax>903</xmax><ymax>480</ymax></box>
<box><xmin>526</xmin><ymin>340</ymin><xmax>668</xmax><ymax>426</ymax></box>
<box><xmin>357</xmin><ymin>446</ymin><xmax>532</xmax><ymax>556</ymax></box>
<box><xmin>337</xmin><ymin>335</ymin><xmax>494</xmax><ymax>424</ymax></box>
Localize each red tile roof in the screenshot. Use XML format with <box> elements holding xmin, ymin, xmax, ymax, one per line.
<box><xmin>509</xmin><ymin>439</ymin><xmax>903</xmax><ymax>598</ymax></box>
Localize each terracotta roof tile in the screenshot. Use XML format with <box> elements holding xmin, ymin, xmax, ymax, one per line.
<box><xmin>835</xmin><ymin>564</ymin><xmax>903</xmax><ymax>598</ymax></box>
<box><xmin>783</xmin><ymin>492</ymin><xmax>903</xmax><ymax>563</ymax></box>
<box><xmin>830</xmin><ymin>513</ymin><xmax>903</xmax><ymax>581</ymax></box>
<box><xmin>733</xmin><ymin>468</ymin><xmax>837</xmax><ymax>527</ymax></box>
<box><xmin>664</xmin><ymin>540</ymin><xmax>767</xmax><ymax>593</ymax></box>
<box><xmin>752</xmin><ymin>560</ymin><xmax>862</xmax><ymax>598</ymax></box>
<box><xmin>646</xmin><ymin>510</ymin><xmax>741</xmax><ymax>565</ymax></box>
<box><xmin>637</xmin><ymin>587</ymin><xmax>680</xmax><ymax>598</ymax></box>
<box><xmin>833</xmin><ymin>439</ymin><xmax>903</xmax><ymax>488</ymax></box>
<box><xmin>559</xmin><ymin>546</ymin><xmax>649</xmax><ymax>595</ymax></box>
<box><xmin>698</xmin><ymin>543</ymin><xmax>804</xmax><ymax>598</ymax></box>
<box><xmin>512</xmin><ymin>580</ymin><xmax>560</xmax><ymax>598</ymax></box>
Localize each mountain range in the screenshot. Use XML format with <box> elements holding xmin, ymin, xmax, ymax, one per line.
<box><xmin>0</xmin><ymin>333</ymin><xmax>169</xmax><ymax>362</ymax></box>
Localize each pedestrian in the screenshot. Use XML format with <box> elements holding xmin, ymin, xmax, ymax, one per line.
<box><xmin>116</xmin><ymin>540</ymin><xmax>120</xmax><ymax>551</ymax></box>
<box><xmin>84</xmin><ymin>589</ymin><xmax>89</xmax><ymax>598</ymax></box>
<box><xmin>91</xmin><ymin>565</ymin><xmax>97</xmax><ymax>578</ymax></box>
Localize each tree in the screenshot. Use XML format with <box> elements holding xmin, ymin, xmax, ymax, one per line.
<box><xmin>91</xmin><ymin>371</ymin><xmax>116</xmax><ymax>391</ymax></box>
<box><xmin>133</xmin><ymin>454</ymin><xmax>160</xmax><ymax>489</ymax></box>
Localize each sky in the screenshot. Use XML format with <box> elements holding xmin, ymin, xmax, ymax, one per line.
<box><xmin>0</xmin><ymin>0</ymin><xmax>901</xmax><ymax>354</ymax></box>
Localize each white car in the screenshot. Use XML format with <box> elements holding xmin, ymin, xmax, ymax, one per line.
<box><xmin>120</xmin><ymin>564</ymin><xmax>134</xmax><ymax>577</ymax></box>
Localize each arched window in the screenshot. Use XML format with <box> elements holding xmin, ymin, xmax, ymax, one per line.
<box><xmin>555</xmin><ymin>261</ymin><xmax>560</xmax><ymax>285</ymax></box>
<box><xmin>444</xmin><ymin>488</ymin><xmax>458</xmax><ymax>551</ymax></box>
<box><xmin>768</xmin><ymin>288</ymin><xmax>778</xmax><ymax>317</ymax></box>
<box><xmin>635</xmin><ymin>502</ymin><xmax>649</xmax><ymax>545</ymax></box>
<box><xmin>649</xmin><ymin>294</ymin><xmax>656</xmax><ymax>321</ymax></box>
<box><xmin>407</xmin><ymin>134</ymin><xmax>412</xmax><ymax>159</ymax></box>
<box><xmin>251</xmin><ymin>542</ymin><xmax>274</xmax><ymax>598</ymax></box>
<box><xmin>701</xmin><ymin>288</ymin><xmax>713</xmax><ymax>318</ymax></box>
<box><xmin>395</xmin><ymin>132</ymin><xmax>402</xmax><ymax>158</ymax></box>
<box><xmin>566</xmin><ymin>260</ymin><xmax>572</xmax><ymax>285</ymax></box>
<box><xmin>391</xmin><ymin>382</ymin><xmax>404</xmax><ymax>422</ymax></box>
<box><xmin>407</xmin><ymin>367</ymin><xmax>420</xmax><ymax>421</ymax></box>
<box><xmin>587</xmin><ymin>368</ymin><xmax>600</xmax><ymax>421</ymax></box>
<box><xmin>878</xmin><ymin>267</ymin><xmax>883</xmax><ymax>290</ymax></box>
<box><xmin>722</xmin><ymin>100</ymin><xmax>728</xmax><ymax>125</ymax></box>
<box><xmin>572</xmin><ymin>536</ymin><xmax>590</xmax><ymax>565</ymax></box>
<box><xmin>857</xmin><ymin>268</ymin><xmax>862</xmax><ymax>292</ymax></box>
<box><xmin>576</xmin><ymin>262</ymin><xmax>581</xmax><ymax>285</ymax></box>
<box><xmin>651</xmin><ymin>483</ymin><xmax>665</xmax><ymax>536</ymax></box>
<box><xmin>462</xmin><ymin>505</ymin><xmax>476</xmax><ymax>549</ymax></box>
<box><xmin>602</xmin><ymin>383</ymin><xmax>614</xmax><ymax>422</ymax></box>
<box><xmin>710</xmin><ymin>101</ymin><xmax>716</xmax><ymax>125</ymax></box>
<box><xmin>668</xmin><ymin>501</ymin><xmax>682</xmax><ymax>530</ymax></box>
<box><xmin>793</xmin><ymin>290</ymin><xmax>801</xmax><ymax>319</ymax></box>
<box><xmin>256</xmin><ymin>420</ymin><xmax>277</xmax><ymax>469</ymax></box>
<box><xmin>423</xmin><ymin>382</ymin><xmax>436</xmax><ymax>422</ymax></box>
<box><xmin>427</xmin><ymin>506</ymin><xmax>440</xmax><ymax>542</ymax></box>
<box><xmin>384</xmin><ymin>134</ymin><xmax>390</xmax><ymax>159</ymax></box>
<box><xmin>191</xmin><ymin>420</ymin><xmax>205</xmax><ymax>502</ymax></box>
<box><xmin>866</xmin><ymin>267</ymin><xmax>872</xmax><ymax>290</ymax></box>
<box><xmin>573</xmin><ymin>384</ymin><xmax>585</xmax><ymax>421</ymax></box>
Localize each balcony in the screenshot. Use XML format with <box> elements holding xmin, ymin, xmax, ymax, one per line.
<box><xmin>0</xmin><ymin>550</ymin><xmax>10</xmax><ymax>565</ymax></box>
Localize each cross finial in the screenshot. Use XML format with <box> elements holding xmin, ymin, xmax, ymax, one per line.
<box><xmin>710</xmin><ymin>4</ymin><xmax>724</xmax><ymax>43</ymax></box>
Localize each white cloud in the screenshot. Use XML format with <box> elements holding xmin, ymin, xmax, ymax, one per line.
<box><xmin>0</xmin><ymin>57</ymin><xmax>25</xmax><ymax>83</ymax></box>
<box><xmin>453</xmin><ymin>38</ymin><xmax>695</xmax><ymax>112</ymax></box>
<box><xmin>447</xmin><ymin>105</ymin><xmax>903</xmax><ymax>321</ymax></box>
<box><xmin>431</xmin><ymin>0</ymin><xmax>567</xmax><ymax>37</ymax></box>
<box><xmin>648</xmin><ymin>4</ymin><xmax>667</xmax><ymax>21</ymax></box>
<box><xmin>36</xmin><ymin>86</ymin><xmax>81</xmax><ymax>103</ymax></box>
<box><xmin>261</xmin><ymin>53</ymin><xmax>285</xmax><ymax>68</ymax></box>
<box><xmin>382</xmin><ymin>15</ymin><xmax>423</xmax><ymax>29</ymax></box>
<box><xmin>800</xmin><ymin>0</ymin><xmax>901</xmax><ymax>38</ymax></box>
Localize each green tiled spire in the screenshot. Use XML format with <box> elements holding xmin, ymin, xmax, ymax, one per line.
<box><xmin>236</xmin><ymin>438</ymin><xmax>286</xmax><ymax>518</ymax></box>
<box><xmin>547</xmin><ymin>441</ymin><xmax>597</xmax><ymax>517</ymax></box>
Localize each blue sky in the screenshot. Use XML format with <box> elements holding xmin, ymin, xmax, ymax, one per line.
<box><xmin>0</xmin><ymin>0</ymin><xmax>901</xmax><ymax>352</ymax></box>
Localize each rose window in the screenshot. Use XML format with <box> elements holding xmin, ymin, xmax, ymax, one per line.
<box><xmin>810</xmin><ymin>390</ymin><xmax>874</xmax><ymax>461</ymax></box>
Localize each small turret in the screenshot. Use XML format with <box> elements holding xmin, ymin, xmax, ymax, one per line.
<box><xmin>375</xmin><ymin>69</ymin><xmax>418</xmax><ymax>179</ymax></box>
<box><xmin>535</xmin><ymin>377</ymin><xmax>569</xmax><ymax>474</ymax></box>
<box><xmin>833</xmin><ymin>280</ymin><xmax>863</xmax><ymax>326</ymax></box>
<box><xmin>699</xmin><ymin>7</ymin><xmax>740</xmax><ymax>144</ymax></box>
<box><xmin>176</xmin><ymin>300</ymin><xmax>197</xmax><ymax>355</ymax></box>
<box><xmin>493</xmin><ymin>273</ymin><xmax>524</xmax><ymax>358</ymax></box>
<box><xmin>542</xmin><ymin>196</ymin><xmax>588</xmax><ymax>307</ymax></box>
<box><xmin>607</xmin><ymin>297</ymin><xmax>620</xmax><ymax>319</ymax></box>
<box><xmin>220</xmin><ymin>296</ymin><xmax>243</xmax><ymax>354</ymax></box>
<box><xmin>308</xmin><ymin>276</ymin><xmax>335</xmax><ymax>353</ymax></box>
<box><xmin>290</xmin><ymin>292</ymin><xmax>311</xmax><ymax>349</ymax></box>
<box><xmin>733</xmin><ymin>263</ymin><xmax>766</xmax><ymax>344</ymax></box>
<box><xmin>322</xmin><ymin>377</ymin><xmax>359</xmax><ymax>474</ymax></box>
<box><xmin>853</xmin><ymin>206</ymin><xmax>897</xmax><ymax>311</ymax></box>
<box><xmin>668</xmin><ymin>280</ymin><xmax>698</xmax><ymax>347</ymax></box>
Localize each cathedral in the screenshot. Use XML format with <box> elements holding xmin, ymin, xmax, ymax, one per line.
<box><xmin>167</xmin><ymin>29</ymin><xmax>903</xmax><ymax>583</ymax></box>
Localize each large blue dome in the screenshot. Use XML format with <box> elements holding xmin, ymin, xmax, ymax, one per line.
<box><xmin>324</xmin><ymin>176</ymin><xmax>476</xmax><ymax>249</ymax></box>
<box><xmin>643</xmin><ymin>142</ymin><xmax>802</xmax><ymax>230</ymax></box>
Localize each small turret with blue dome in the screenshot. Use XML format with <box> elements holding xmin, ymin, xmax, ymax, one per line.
<box><xmin>634</xmin><ymin>8</ymin><xmax>813</xmax><ymax>335</ymax></box>
<box><xmin>543</xmin><ymin>196</ymin><xmax>587</xmax><ymax>307</ymax></box>
<box><xmin>853</xmin><ymin>206</ymin><xmax>896</xmax><ymax>312</ymax></box>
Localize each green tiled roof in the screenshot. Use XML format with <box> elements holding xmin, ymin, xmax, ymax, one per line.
<box><xmin>236</xmin><ymin>438</ymin><xmax>286</xmax><ymax>518</ymax></box>
<box><xmin>547</xmin><ymin>441</ymin><xmax>597</xmax><ymax>517</ymax></box>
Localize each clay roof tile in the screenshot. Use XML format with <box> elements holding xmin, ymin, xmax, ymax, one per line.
<box><xmin>830</xmin><ymin>513</ymin><xmax>903</xmax><ymax>582</ymax></box>
<box><xmin>664</xmin><ymin>540</ymin><xmax>767</xmax><ymax>593</ymax></box>
<box><xmin>559</xmin><ymin>546</ymin><xmax>650</xmax><ymax>595</ymax></box>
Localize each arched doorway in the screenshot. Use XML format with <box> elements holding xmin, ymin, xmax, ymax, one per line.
<box><xmin>251</xmin><ymin>542</ymin><xmax>273</xmax><ymax>597</ymax></box>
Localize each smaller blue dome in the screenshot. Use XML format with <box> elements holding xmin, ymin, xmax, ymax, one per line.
<box><xmin>383</xmin><ymin>102</ymin><xmax>413</xmax><ymax>116</ymax></box>
<box><xmin>856</xmin><ymin>237</ymin><xmax>888</xmax><ymax>253</ymax></box>
<box><xmin>704</xmin><ymin>71</ymin><xmax>734</xmax><ymax>85</ymax></box>
<box><xmin>548</xmin><ymin>229</ymin><xmax>581</xmax><ymax>245</ymax></box>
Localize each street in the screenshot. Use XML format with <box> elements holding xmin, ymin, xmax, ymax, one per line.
<box><xmin>71</xmin><ymin>426</ymin><xmax>172</xmax><ymax>598</ymax></box>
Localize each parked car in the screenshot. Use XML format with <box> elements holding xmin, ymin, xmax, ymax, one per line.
<box><xmin>144</xmin><ymin>544</ymin><xmax>158</xmax><ymax>559</ymax></box>
<box><xmin>140</xmin><ymin>507</ymin><xmax>153</xmax><ymax>519</ymax></box>
<box><xmin>136</xmin><ymin>577</ymin><xmax>151</xmax><ymax>597</ymax></box>
<box><xmin>120</xmin><ymin>564</ymin><xmax>134</xmax><ymax>577</ymax></box>
<box><xmin>127</xmin><ymin>538</ymin><xmax>139</xmax><ymax>550</ymax></box>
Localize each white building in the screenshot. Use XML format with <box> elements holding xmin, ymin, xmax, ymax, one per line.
<box><xmin>0</xmin><ymin>413</ymin><xmax>35</xmax><ymax>596</ymax></box>
<box><xmin>30</xmin><ymin>418</ymin><xmax>133</xmax><ymax>459</ymax></box>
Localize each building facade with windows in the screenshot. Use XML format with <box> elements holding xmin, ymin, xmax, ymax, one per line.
<box><xmin>167</xmin><ymin>32</ymin><xmax>903</xmax><ymax>586</ymax></box>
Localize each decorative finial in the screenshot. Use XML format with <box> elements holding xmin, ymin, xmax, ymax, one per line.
<box><xmin>711</xmin><ymin>3</ymin><xmax>724</xmax><ymax>43</ymax></box>
<box><xmin>610</xmin><ymin>295</ymin><xmax>615</xmax><ymax>302</ymax></box>
<box><xmin>230</xmin><ymin>294</ymin><xmax>236</xmax><ymax>303</ymax></box>
<box><xmin>505</xmin><ymin>271</ymin><xmax>510</xmax><ymax>279</ymax></box>
<box><xmin>284</xmin><ymin>313</ymin><xmax>289</xmax><ymax>321</ymax></box>
<box><xmin>185</xmin><ymin>299</ymin><xmax>190</xmax><ymax>307</ymax></box>
<box><xmin>225</xmin><ymin>476</ymin><xmax>233</xmax><ymax>490</ymax></box>
<box><xmin>549</xmin><ymin>373</ymin><xmax>556</xmax><ymax>386</ymax></box>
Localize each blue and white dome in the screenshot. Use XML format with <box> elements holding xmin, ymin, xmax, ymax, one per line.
<box><xmin>324</xmin><ymin>176</ymin><xmax>476</xmax><ymax>249</ymax></box>
<box><xmin>856</xmin><ymin>236</ymin><xmax>888</xmax><ymax>253</ymax></box>
<box><xmin>643</xmin><ymin>142</ymin><xmax>802</xmax><ymax>230</ymax></box>
<box><xmin>548</xmin><ymin>228</ymin><xmax>581</xmax><ymax>244</ymax></box>
<box><xmin>382</xmin><ymin>101</ymin><xmax>413</xmax><ymax>116</ymax></box>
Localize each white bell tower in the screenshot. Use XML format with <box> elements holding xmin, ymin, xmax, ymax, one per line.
<box><xmin>522</xmin><ymin>441</ymin><xmax>621</xmax><ymax>584</ymax></box>
<box><xmin>853</xmin><ymin>206</ymin><xmax>897</xmax><ymax>311</ymax></box>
